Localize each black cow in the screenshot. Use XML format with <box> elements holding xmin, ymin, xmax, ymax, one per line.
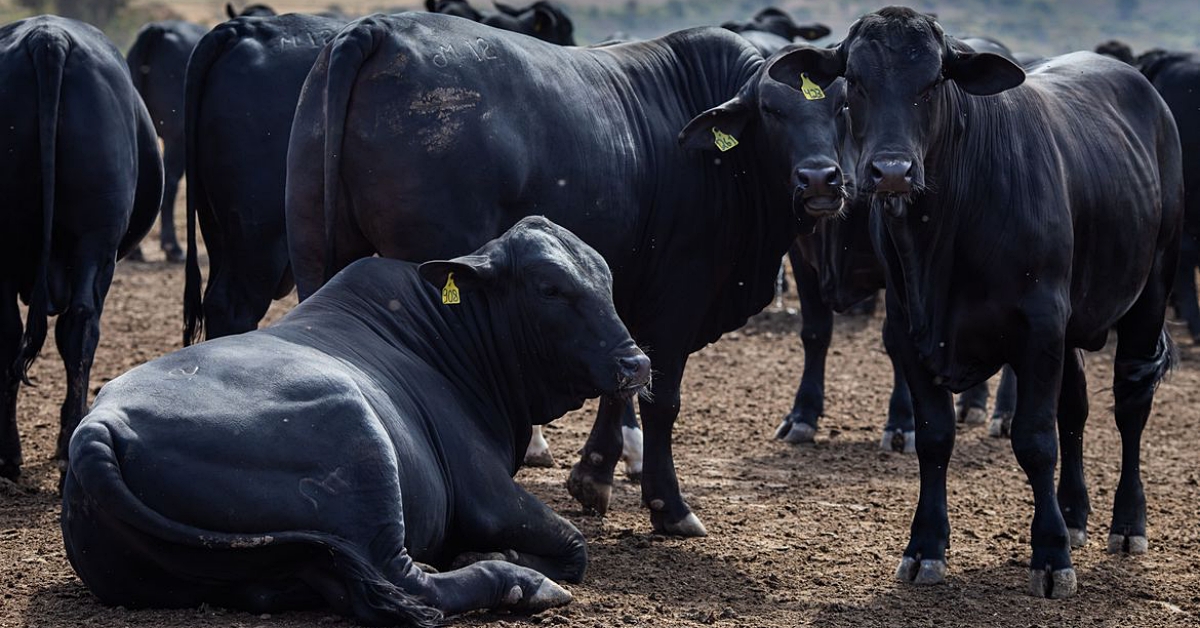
<box><xmin>124</xmin><ymin>20</ymin><xmax>206</xmax><ymax>263</ymax></box>
<box><xmin>795</xmin><ymin>7</ymin><xmax>1182</xmax><ymax>597</ymax></box>
<box><xmin>0</xmin><ymin>16</ymin><xmax>163</xmax><ymax>480</ymax></box>
<box><xmin>182</xmin><ymin>14</ymin><xmax>346</xmax><ymax>345</ymax></box>
<box><xmin>722</xmin><ymin>7</ymin><xmax>830</xmax><ymax>42</ymax></box>
<box><xmin>1096</xmin><ymin>43</ymin><xmax>1200</xmax><ymax>343</ymax></box>
<box><xmin>426</xmin><ymin>0</ymin><xmax>575</xmax><ymax>45</ymax></box>
<box><xmin>63</xmin><ymin>217</ymin><xmax>646</xmax><ymax>624</ymax></box>
<box><xmin>287</xmin><ymin>14</ymin><xmax>848</xmax><ymax>535</ymax></box>
<box><xmin>225</xmin><ymin>2</ymin><xmax>277</xmax><ymax>18</ymax></box>
<box><xmin>776</xmin><ymin>35</ymin><xmax>1021</xmax><ymax>449</ymax></box>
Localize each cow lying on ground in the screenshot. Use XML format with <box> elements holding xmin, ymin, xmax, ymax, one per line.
<box><xmin>795</xmin><ymin>7</ymin><xmax>1181</xmax><ymax>597</ymax></box>
<box><xmin>63</xmin><ymin>217</ymin><xmax>648</xmax><ymax>624</ymax></box>
<box><xmin>287</xmin><ymin>14</ymin><xmax>846</xmax><ymax>536</ymax></box>
<box><xmin>0</xmin><ymin>15</ymin><xmax>162</xmax><ymax>481</ymax></box>
<box><xmin>124</xmin><ymin>19</ymin><xmax>206</xmax><ymax>263</ymax></box>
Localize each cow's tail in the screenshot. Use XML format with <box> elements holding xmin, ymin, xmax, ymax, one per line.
<box><xmin>13</xmin><ymin>29</ymin><xmax>69</xmax><ymax>385</ymax></box>
<box><xmin>182</xmin><ymin>23</ymin><xmax>240</xmax><ymax>346</ymax></box>
<box><xmin>320</xmin><ymin>21</ymin><xmax>382</xmax><ymax>285</ymax></box>
<box><xmin>124</xmin><ymin>23</ymin><xmax>163</xmax><ymax>97</ymax></box>
<box><xmin>1114</xmin><ymin>327</ymin><xmax>1177</xmax><ymax>415</ymax></box>
<box><xmin>66</xmin><ymin>418</ymin><xmax>443</xmax><ymax>627</ymax></box>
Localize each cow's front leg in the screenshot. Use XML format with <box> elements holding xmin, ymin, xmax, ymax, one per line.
<box><xmin>777</xmin><ymin>242</ymin><xmax>832</xmax><ymax>444</ymax></box>
<box><xmin>567</xmin><ymin>395</ymin><xmax>629</xmax><ymax>515</ymax></box>
<box><xmin>891</xmin><ymin>330</ymin><xmax>955</xmax><ymax>584</ymax></box>
<box><xmin>637</xmin><ymin>359</ymin><xmax>705</xmax><ymax>537</ymax></box>
<box><xmin>452</xmin><ymin>480</ymin><xmax>587</xmax><ymax>584</ymax></box>
<box><xmin>1011</xmin><ymin>328</ymin><xmax>1074</xmax><ymax>598</ymax></box>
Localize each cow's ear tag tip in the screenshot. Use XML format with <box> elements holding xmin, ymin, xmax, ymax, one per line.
<box><xmin>800</xmin><ymin>73</ymin><xmax>825</xmax><ymax>100</ymax></box>
<box><xmin>711</xmin><ymin>126</ymin><xmax>738</xmax><ymax>152</ymax></box>
<box><xmin>442</xmin><ymin>272</ymin><xmax>461</xmax><ymax>305</ymax></box>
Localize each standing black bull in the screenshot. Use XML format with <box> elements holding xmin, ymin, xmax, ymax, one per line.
<box><xmin>182</xmin><ymin>14</ymin><xmax>346</xmax><ymax>345</ymax></box>
<box><xmin>0</xmin><ymin>16</ymin><xmax>163</xmax><ymax>480</ymax></box>
<box><xmin>794</xmin><ymin>7</ymin><xmax>1182</xmax><ymax>597</ymax></box>
<box><xmin>63</xmin><ymin>217</ymin><xmax>648</xmax><ymax>624</ymax></box>
<box><xmin>426</xmin><ymin>0</ymin><xmax>576</xmax><ymax>45</ymax></box>
<box><xmin>287</xmin><ymin>14</ymin><xmax>848</xmax><ymax>536</ymax></box>
<box><xmin>125</xmin><ymin>20</ymin><xmax>206</xmax><ymax>263</ymax></box>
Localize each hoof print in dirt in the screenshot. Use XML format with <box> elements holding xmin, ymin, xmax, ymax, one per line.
<box><xmin>895</xmin><ymin>556</ymin><xmax>947</xmax><ymax>585</ymax></box>
<box><xmin>988</xmin><ymin>412</ymin><xmax>1013</xmax><ymax>438</ymax></box>
<box><xmin>1107</xmin><ymin>533</ymin><xmax>1148</xmax><ymax>555</ymax></box>
<box><xmin>1029</xmin><ymin>567</ymin><xmax>1077</xmax><ymax>599</ymax></box>
<box><xmin>880</xmin><ymin>429</ymin><xmax>915</xmax><ymax>453</ymax></box>
<box><xmin>566</xmin><ymin>463</ymin><xmax>613</xmax><ymax>516</ymax></box>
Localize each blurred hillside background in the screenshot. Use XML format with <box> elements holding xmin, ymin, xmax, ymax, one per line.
<box><xmin>0</xmin><ymin>0</ymin><xmax>1195</xmax><ymax>61</ymax></box>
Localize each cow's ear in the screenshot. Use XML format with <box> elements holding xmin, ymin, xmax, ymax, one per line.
<box><xmin>768</xmin><ymin>45</ymin><xmax>844</xmax><ymax>90</ymax></box>
<box><xmin>678</xmin><ymin>96</ymin><xmax>752</xmax><ymax>152</ymax></box>
<box><xmin>419</xmin><ymin>255</ymin><xmax>495</xmax><ymax>294</ymax></box>
<box><xmin>945</xmin><ymin>51</ymin><xmax>1024</xmax><ymax>96</ymax></box>
<box><xmin>789</xmin><ymin>22</ymin><xmax>831</xmax><ymax>41</ymax></box>
<box><xmin>493</xmin><ymin>1</ymin><xmax>520</xmax><ymax>15</ymax></box>
<box><xmin>530</xmin><ymin>5</ymin><xmax>558</xmax><ymax>34</ymax></box>
<box><xmin>225</xmin><ymin>2</ymin><xmax>238</xmax><ymax>18</ymax></box>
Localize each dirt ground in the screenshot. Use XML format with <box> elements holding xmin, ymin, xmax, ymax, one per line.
<box><xmin>2</xmin><ymin>201</ymin><xmax>1199</xmax><ymax>628</ymax></box>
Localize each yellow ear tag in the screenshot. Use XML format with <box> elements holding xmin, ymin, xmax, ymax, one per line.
<box><xmin>712</xmin><ymin>126</ymin><xmax>739</xmax><ymax>152</ymax></box>
<box><xmin>441</xmin><ymin>272</ymin><xmax>461</xmax><ymax>305</ymax></box>
<box><xmin>800</xmin><ymin>73</ymin><xmax>825</xmax><ymax>100</ymax></box>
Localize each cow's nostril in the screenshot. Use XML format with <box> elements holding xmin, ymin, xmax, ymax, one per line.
<box><xmin>617</xmin><ymin>355</ymin><xmax>650</xmax><ymax>383</ymax></box>
<box><xmin>870</xmin><ymin>159</ymin><xmax>914</xmax><ymax>193</ymax></box>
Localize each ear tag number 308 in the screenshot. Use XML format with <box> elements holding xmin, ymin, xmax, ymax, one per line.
<box><xmin>442</xmin><ymin>272</ymin><xmax>461</xmax><ymax>305</ymax></box>
<box><xmin>711</xmin><ymin>127</ymin><xmax>739</xmax><ymax>152</ymax></box>
<box><xmin>800</xmin><ymin>73</ymin><xmax>825</xmax><ymax>100</ymax></box>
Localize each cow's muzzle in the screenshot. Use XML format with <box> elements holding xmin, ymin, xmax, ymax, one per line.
<box><xmin>793</xmin><ymin>165</ymin><xmax>846</xmax><ymax>218</ymax></box>
<box><xmin>869</xmin><ymin>158</ymin><xmax>914</xmax><ymax>195</ymax></box>
<box><xmin>615</xmin><ymin>353</ymin><xmax>651</xmax><ymax>398</ymax></box>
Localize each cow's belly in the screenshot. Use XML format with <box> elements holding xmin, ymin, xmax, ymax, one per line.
<box><xmin>90</xmin><ymin>333</ymin><xmax>451</xmax><ymax>556</ymax></box>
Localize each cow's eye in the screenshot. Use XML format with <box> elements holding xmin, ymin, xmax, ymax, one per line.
<box><xmin>538</xmin><ymin>282</ymin><xmax>562</xmax><ymax>299</ymax></box>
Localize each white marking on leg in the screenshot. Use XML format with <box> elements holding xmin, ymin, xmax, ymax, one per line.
<box><xmin>621</xmin><ymin>425</ymin><xmax>643</xmax><ymax>479</ymax></box>
<box><xmin>524</xmin><ymin>426</ymin><xmax>555</xmax><ymax>467</ymax></box>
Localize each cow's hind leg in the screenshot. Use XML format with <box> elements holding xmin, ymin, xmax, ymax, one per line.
<box><xmin>158</xmin><ymin>134</ymin><xmax>185</xmax><ymax>262</ymax></box>
<box><xmin>955</xmin><ymin>380</ymin><xmax>989</xmax><ymax>428</ymax></box>
<box><xmin>1170</xmin><ymin>234</ymin><xmax>1200</xmax><ymax>343</ymax></box>
<box><xmin>1108</xmin><ymin>301</ymin><xmax>1174</xmax><ymax>556</ymax></box>
<box><xmin>1056</xmin><ymin>351</ymin><xmax>1090</xmax><ymax>548</ymax></box>
<box><xmin>989</xmin><ymin>365</ymin><xmax>1017</xmax><ymax>438</ymax></box>
<box><xmin>53</xmin><ymin>258</ymin><xmax>113</xmax><ymax>470</ymax></box>
<box><xmin>776</xmin><ymin>243</ymin><xmax>831</xmax><ymax>444</ymax></box>
<box><xmin>0</xmin><ymin>283</ymin><xmax>22</xmax><ymax>480</ymax></box>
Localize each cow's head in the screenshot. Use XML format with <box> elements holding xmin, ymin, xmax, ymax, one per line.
<box><xmin>485</xmin><ymin>1</ymin><xmax>576</xmax><ymax>46</ymax></box>
<box><xmin>722</xmin><ymin>8</ymin><xmax>831</xmax><ymax>42</ymax></box>
<box><xmin>419</xmin><ymin>217</ymin><xmax>649</xmax><ymax>404</ymax></box>
<box><xmin>679</xmin><ymin>45</ymin><xmax>853</xmax><ymax>223</ymax></box>
<box><xmin>784</xmin><ymin>7</ymin><xmax>1024</xmax><ymax>214</ymax></box>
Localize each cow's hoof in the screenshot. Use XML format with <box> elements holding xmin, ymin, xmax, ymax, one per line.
<box><xmin>1068</xmin><ymin>528</ymin><xmax>1088</xmax><ymax>549</ymax></box>
<box><xmin>880</xmin><ymin>429</ymin><xmax>915</xmax><ymax>453</ymax></box>
<box><xmin>524</xmin><ymin>449</ymin><xmax>555</xmax><ymax>468</ymax></box>
<box><xmin>989</xmin><ymin>412</ymin><xmax>1013</xmax><ymax>438</ymax></box>
<box><xmin>1029</xmin><ymin>567</ymin><xmax>1077</xmax><ymax>599</ymax></box>
<box><xmin>124</xmin><ymin>247</ymin><xmax>146</xmax><ymax>263</ymax></box>
<box><xmin>566</xmin><ymin>464</ymin><xmax>612</xmax><ymax>516</ymax></box>
<box><xmin>1107</xmin><ymin>533</ymin><xmax>1148</xmax><ymax>555</ymax></box>
<box><xmin>651</xmin><ymin>510</ymin><xmax>708</xmax><ymax>537</ymax></box>
<box><xmin>0</xmin><ymin>458</ymin><xmax>20</xmax><ymax>482</ymax></box>
<box><xmin>621</xmin><ymin>426</ymin><xmax>643</xmax><ymax>481</ymax></box>
<box><xmin>521</xmin><ymin>579</ymin><xmax>573</xmax><ymax>612</ymax></box>
<box><xmin>781</xmin><ymin>422</ymin><xmax>816</xmax><ymax>444</ymax></box>
<box><xmin>895</xmin><ymin>556</ymin><xmax>946</xmax><ymax>585</ymax></box>
<box><xmin>162</xmin><ymin>244</ymin><xmax>185</xmax><ymax>264</ymax></box>
<box><xmin>958</xmin><ymin>406</ymin><xmax>987</xmax><ymax>427</ymax></box>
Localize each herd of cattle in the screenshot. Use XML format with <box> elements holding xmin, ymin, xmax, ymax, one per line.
<box><xmin>0</xmin><ymin>0</ymin><xmax>1197</xmax><ymax>623</ymax></box>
